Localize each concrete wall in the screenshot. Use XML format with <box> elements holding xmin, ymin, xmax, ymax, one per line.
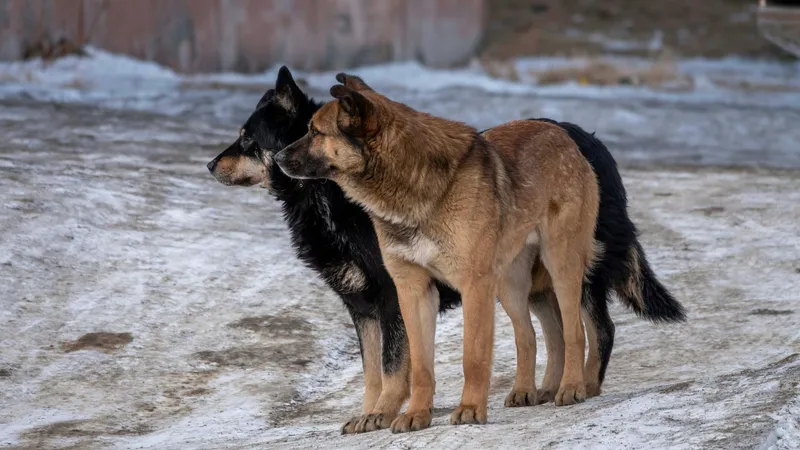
<box><xmin>0</xmin><ymin>0</ymin><xmax>486</xmax><ymax>72</ymax></box>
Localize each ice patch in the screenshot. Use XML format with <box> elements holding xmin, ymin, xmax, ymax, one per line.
<box><xmin>762</xmin><ymin>396</ymin><xmax>800</xmax><ymax>450</ymax></box>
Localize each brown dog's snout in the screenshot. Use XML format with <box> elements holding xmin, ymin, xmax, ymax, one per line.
<box><xmin>274</xmin><ymin>148</ymin><xmax>309</xmax><ymax>176</ymax></box>
<box><xmin>273</xmin><ymin>149</ymin><xmax>288</xmax><ymax>168</ymax></box>
<box><xmin>207</xmin><ymin>159</ymin><xmax>218</xmax><ymax>173</ymax></box>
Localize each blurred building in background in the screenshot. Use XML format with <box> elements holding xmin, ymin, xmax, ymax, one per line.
<box><xmin>0</xmin><ymin>0</ymin><xmax>796</xmax><ymax>73</ymax></box>
<box><xmin>0</xmin><ymin>0</ymin><xmax>485</xmax><ymax>72</ymax></box>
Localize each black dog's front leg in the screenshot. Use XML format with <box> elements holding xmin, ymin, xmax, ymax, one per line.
<box><xmin>340</xmin><ymin>305</ymin><xmax>383</xmax><ymax>435</ymax></box>
<box><xmin>341</xmin><ymin>289</ymin><xmax>412</xmax><ymax>434</ymax></box>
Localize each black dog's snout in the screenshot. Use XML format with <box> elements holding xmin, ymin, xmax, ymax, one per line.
<box><xmin>207</xmin><ymin>159</ymin><xmax>217</xmax><ymax>173</ymax></box>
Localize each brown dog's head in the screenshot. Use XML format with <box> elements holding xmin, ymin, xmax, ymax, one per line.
<box><xmin>274</xmin><ymin>74</ymin><xmax>381</xmax><ymax>181</ymax></box>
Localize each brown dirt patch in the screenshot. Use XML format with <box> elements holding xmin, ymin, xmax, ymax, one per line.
<box><xmin>194</xmin><ymin>344</ymin><xmax>312</xmax><ymax>369</ymax></box>
<box><xmin>228</xmin><ymin>314</ymin><xmax>312</xmax><ymax>338</ymax></box>
<box><xmin>658</xmin><ymin>381</ymin><xmax>694</xmax><ymax>394</ymax></box>
<box><xmin>61</xmin><ymin>332</ymin><xmax>133</xmax><ymax>353</ymax></box>
<box><xmin>750</xmin><ymin>308</ymin><xmax>795</xmax><ymax>315</ymax></box>
<box><xmin>17</xmin><ymin>419</ymin><xmax>152</xmax><ymax>449</ymax></box>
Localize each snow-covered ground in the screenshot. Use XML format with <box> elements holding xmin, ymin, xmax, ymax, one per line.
<box><xmin>1</xmin><ymin>49</ymin><xmax>799</xmax><ymax>449</ymax></box>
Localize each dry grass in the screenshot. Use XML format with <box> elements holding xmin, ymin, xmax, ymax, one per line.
<box><xmin>22</xmin><ymin>37</ymin><xmax>87</xmax><ymax>61</ymax></box>
<box><xmin>533</xmin><ymin>58</ymin><xmax>694</xmax><ymax>91</ymax></box>
<box><xmin>479</xmin><ymin>55</ymin><xmax>696</xmax><ymax>91</ymax></box>
<box><xmin>479</xmin><ymin>58</ymin><xmax>521</xmax><ymax>82</ymax></box>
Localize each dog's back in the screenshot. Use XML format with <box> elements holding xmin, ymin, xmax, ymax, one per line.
<box><xmin>480</xmin><ymin>120</ymin><xmax>598</xmax><ymax>258</ymax></box>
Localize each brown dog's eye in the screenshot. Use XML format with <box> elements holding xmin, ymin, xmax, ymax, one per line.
<box><xmin>310</xmin><ymin>128</ymin><xmax>319</xmax><ymax>137</ymax></box>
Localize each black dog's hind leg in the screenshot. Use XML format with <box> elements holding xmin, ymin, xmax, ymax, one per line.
<box><xmin>341</xmin><ymin>308</ymin><xmax>383</xmax><ymax>434</ymax></box>
<box><xmin>581</xmin><ymin>280</ymin><xmax>615</xmax><ymax>398</ymax></box>
<box><xmin>531</xmin><ymin>283</ymin><xmax>614</xmax><ymax>403</ymax></box>
<box><xmin>530</xmin><ymin>290</ymin><xmax>564</xmax><ymax>404</ymax></box>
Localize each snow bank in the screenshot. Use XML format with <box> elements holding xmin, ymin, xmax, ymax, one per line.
<box><xmin>3</xmin><ymin>47</ymin><xmax>800</xmax><ymax>114</ymax></box>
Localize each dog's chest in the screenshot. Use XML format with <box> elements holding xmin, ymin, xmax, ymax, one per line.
<box><xmin>386</xmin><ymin>234</ymin><xmax>438</xmax><ymax>265</ymax></box>
<box><xmin>384</xmin><ymin>232</ymin><xmax>447</xmax><ymax>276</ymax></box>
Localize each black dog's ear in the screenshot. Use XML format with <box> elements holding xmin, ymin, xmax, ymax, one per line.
<box><xmin>274</xmin><ymin>66</ymin><xmax>305</xmax><ymax>116</ymax></box>
<box><xmin>335</xmin><ymin>72</ymin><xmax>373</xmax><ymax>91</ymax></box>
<box><xmin>256</xmin><ymin>88</ymin><xmax>276</xmax><ymax>110</ymax></box>
<box><xmin>330</xmin><ymin>85</ymin><xmax>373</xmax><ymax>134</ymax></box>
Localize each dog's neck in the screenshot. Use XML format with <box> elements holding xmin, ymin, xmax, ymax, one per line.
<box><xmin>265</xmin><ymin>98</ymin><xmax>323</xmax><ymax>198</ymax></box>
<box><xmin>337</xmin><ymin>109</ymin><xmax>480</xmax><ymax>228</ymax></box>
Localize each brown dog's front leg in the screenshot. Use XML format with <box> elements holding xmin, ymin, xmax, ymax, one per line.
<box><xmin>451</xmin><ymin>273</ymin><xmax>497</xmax><ymax>425</ymax></box>
<box><xmin>383</xmin><ymin>257</ymin><xmax>438</xmax><ymax>434</ymax></box>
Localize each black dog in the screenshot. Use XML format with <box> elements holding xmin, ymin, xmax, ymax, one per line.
<box><xmin>207</xmin><ymin>66</ymin><xmax>685</xmax><ymax>433</ymax></box>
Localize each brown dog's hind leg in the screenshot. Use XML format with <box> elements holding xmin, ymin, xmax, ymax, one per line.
<box><xmin>499</xmin><ymin>248</ymin><xmax>538</xmax><ymax>407</ymax></box>
<box><xmin>529</xmin><ymin>290</ymin><xmax>565</xmax><ymax>404</ymax></box>
<box><xmin>541</xmin><ymin>209</ymin><xmax>598</xmax><ymax>406</ymax></box>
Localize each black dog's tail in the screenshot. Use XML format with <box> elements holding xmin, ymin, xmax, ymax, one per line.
<box><xmin>613</xmin><ymin>241</ymin><xmax>686</xmax><ymax>323</ymax></box>
<box><xmin>508</xmin><ymin>118</ymin><xmax>686</xmax><ymax>324</ymax></box>
<box><xmin>528</xmin><ymin>117</ymin><xmax>686</xmax><ymax>324</ymax></box>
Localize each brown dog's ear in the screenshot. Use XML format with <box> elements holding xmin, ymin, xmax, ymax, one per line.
<box><xmin>335</xmin><ymin>72</ymin><xmax>374</xmax><ymax>91</ymax></box>
<box><xmin>330</xmin><ymin>85</ymin><xmax>373</xmax><ymax>134</ymax></box>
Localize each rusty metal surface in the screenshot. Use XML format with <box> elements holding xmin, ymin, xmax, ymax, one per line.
<box><xmin>0</xmin><ymin>0</ymin><xmax>485</xmax><ymax>72</ymax></box>
<box><xmin>757</xmin><ymin>5</ymin><xmax>800</xmax><ymax>57</ymax></box>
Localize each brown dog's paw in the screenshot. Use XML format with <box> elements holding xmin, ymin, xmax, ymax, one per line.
<box><xmin>555</xmin><ymin>382</ymin><xmax>586</xmax><ymax>406</ymax></box>
<box><xmin>504</xmin><ymin>389</ymin><xmax>537</xmax><ymax>407</ymax></box>
<box><xmin>535</xmin><ymin>388</ymin><xmax>556</xmax><ymax>405</ymax></box>
<box><xmin>585</xmin><ymin>382</ymin><xmax>601</xmax><ymax>399</ymax></box>
<box><xmin>341</xmin><ymin>413</ymin><xmax>393</xmax><ymax>434</ymax></box>
<box><xmin>390</xmin><ymin>409</ymin><xmax>432</xmax><ymax>433</ymax></box>
<box><xmin>449</xmin><ymin>404</ymin><xmax>487</xmax><ymax>425</ymax></box>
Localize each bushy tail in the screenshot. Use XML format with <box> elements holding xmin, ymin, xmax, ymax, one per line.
<box><xmin>614</xmin><ymin>241</ymin><xmax>686</xmax><ymax>323</ymax></box>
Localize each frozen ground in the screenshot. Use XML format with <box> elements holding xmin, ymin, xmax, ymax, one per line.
<box><xmin>1</xmin><ymin>51</ymin><xmax>799</xmax><ymax>449</ymax></box>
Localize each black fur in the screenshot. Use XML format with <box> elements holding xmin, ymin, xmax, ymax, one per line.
<box><xmin>208</xmin><ymin>66</ymin><xmax>684</xmax><ymax>397</ymax></box>
<box><xmin>209</xmin><ymin>67</ymin><xmax>460</xmax><ymax>379</ymax></box>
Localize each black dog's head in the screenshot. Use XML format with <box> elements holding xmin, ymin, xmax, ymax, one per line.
<box><xmin>207</xmin><ymin>66</ymin><xmax>312</xmax><ymax>189</ymax></box>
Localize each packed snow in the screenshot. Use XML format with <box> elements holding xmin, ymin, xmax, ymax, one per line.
<box><xmin>1</xmin><ymin>48</ymin><xmax>799</xmax><ymax>449</ymax></box>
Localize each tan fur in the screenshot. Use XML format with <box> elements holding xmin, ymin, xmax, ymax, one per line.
<box><xmin>210</xmin><ymin>153</ymin><xmax>269</xmax><ymax>188</ymax></box>
<box><xmin>340</xmin><ymin>319</ymin><xmax>384</xmax><ymax>435</ymax></box>
<box><xmin>342</xmin><ymin>341</ymin><xmax>412</xmax><ymax>434</ymax></box>
<box><xmin>341</xmin><ymin>283</ymin><xmax>439</xmax><ymax>434</ymax></box>
<box><xmin>620</xmin><ymin>245</ymin><xmax>645</xmax><ymax>310</ymax></box>
<box><xmin>582</xmin><ymin>303</ymin><xmax>603</xmax><ymax>398</ymax></box>
<box><xmin>500</xmin><ymin>247</ymin><xmax>538</xmax><ymax>407</ymax></box>
<box><xmin>275</xmin><ymin>78</ymin><xmax>600</xmax><ymax>431</ymax></box>
<box><xmin>529</xmin><ymin>290</ymin><xmax>565</xmax><ymax>404</ymax></box>
<box><xmin>359</xmin><ymin>320</ymin><xmax>383</xmax><ymax>414</ymax></box>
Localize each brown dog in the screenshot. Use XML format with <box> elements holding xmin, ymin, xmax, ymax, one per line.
<box><xmin>274</xmin><ymin>74</ymin><xmax>600</xmax><ymax>432</ymax></box>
